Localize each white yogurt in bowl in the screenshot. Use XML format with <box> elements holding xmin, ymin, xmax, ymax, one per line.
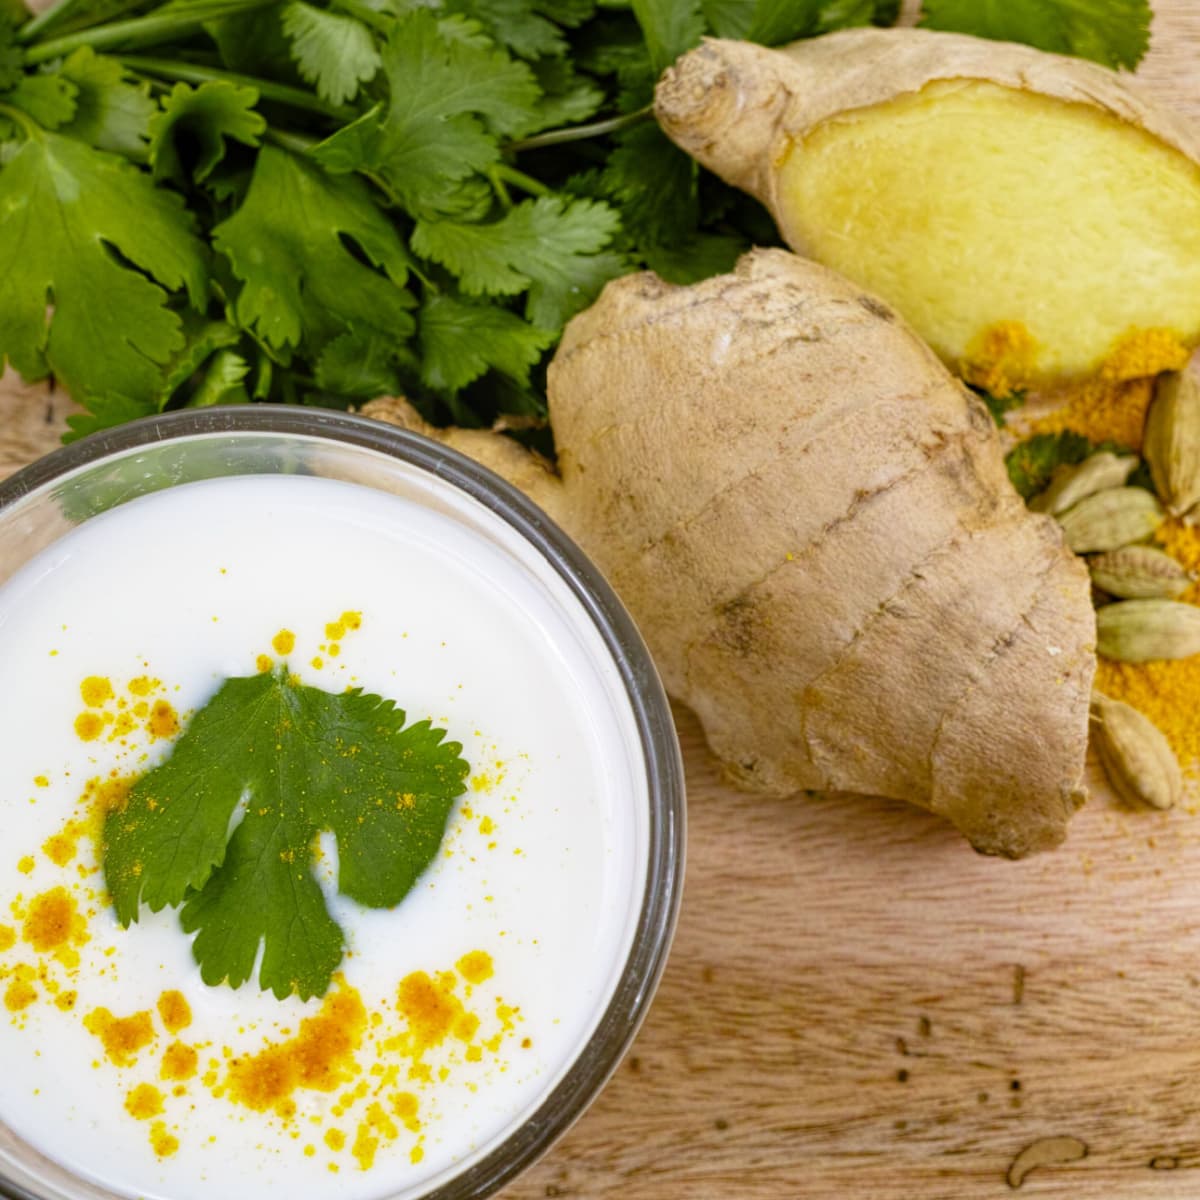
<box><xmin>0</xmin><ymin>410</ymin><xmax>685</xmax><ymax>1200</ymax></box>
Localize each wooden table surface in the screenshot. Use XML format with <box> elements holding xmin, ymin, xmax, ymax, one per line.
<box><xmin>3</xmin><ymin>8</ymin><xmax>1200</xmax><ymax>1196</ymax></box>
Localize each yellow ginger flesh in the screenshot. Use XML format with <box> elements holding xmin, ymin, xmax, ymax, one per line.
<box><xmin>776</xmin><ymin>80</ymin><xmax>1200</xmax><ymax>384</ymax></box>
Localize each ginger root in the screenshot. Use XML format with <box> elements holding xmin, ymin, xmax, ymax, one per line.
<box><xmin>654</xmin><ymin>28</ymin><xmax>1200</xmax><ymax>388</ymax></box>
<box><xmin>366</xmin><ymin>250</ymin><xmax>1096</xmax><ymax>858</ymax></box>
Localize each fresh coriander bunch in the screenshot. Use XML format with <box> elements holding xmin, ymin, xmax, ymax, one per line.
<box><xmin>0</xmin><ymin>0</ymin><xmax>1150</xmax><ymax>440</ymax></box>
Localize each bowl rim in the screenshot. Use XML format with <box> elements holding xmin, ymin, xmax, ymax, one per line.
<box><xmin>0</xmin><ymin>406</ymin><xmax>686</xmax><ymax>1200</ymax></box>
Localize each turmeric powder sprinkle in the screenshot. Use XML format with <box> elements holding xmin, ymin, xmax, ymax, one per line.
<box><xmin>157</xmin><ymin>990</ymin><xmax>191</xmax><ymax>1034</ymax></box>
<box><xmin>84</xmin><ymin>1008</ymin><xmax>156</xmax><ymax>1067</ymax></box>
<box><xmin>1</xmin><ymin>638</ymin><xmax>525</xmax><ymax>1174</ymax></box>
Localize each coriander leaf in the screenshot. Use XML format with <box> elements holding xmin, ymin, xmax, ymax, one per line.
<box><xmin>0</xmin><ymin>131</ymin><xmax>206</xmax><ymax>407</ymax></box>
<box><xmin>58</xmin><ymin>48</ymin><xmax>156</xmax><ymax>160</ymax></box>
<box><xmin>103</xmin><ymin>669</ymin><xmax>470</xmax><ymax>999</ymax></box>
<box><xmin>0</xmin><ymin>21</ymin><xmax>21</xmax><ymax>92</ymax></box>
<box><xmin>211</xmin><ymin>6</ymin><xmax>303</xmax><ymax>85</ymax></box>
<box><xmin>918</xmin><ymin>0</ymin><xmax>1151</xmax><ymax>68</ymax></box>
<box><xmin>447</xmin><ymin>0</ymin><xmax>568</xmax><ymax>59</ymax></box>
<box><xmin>703</xmin><ymin>0</ymin><xmax>755</xmax><ymax>38</ymax></box>
<box><xmin>7</xmin><ymin>74</ymin><xmax>79</xmax><ymax>129</ymax></box>
<box><xmin>526</xmin><ymin>55</ymin><xmax>604</xmax><ymax>129</ymax></box>
<box><xmin>1005</xmin><ymin>431</ymin><xmax>1093</xmax><ymax>499</ymax></box>
<box><xmin>65</xmin><ymin>393</ymin><xmax>160</xmax><ymax>440</ymax></box>
<box><xmin>419</xmin><ymin>292</ymin><xmax>553</xmax><ymax>392</ymax></box>
<box><xmin>631</xmin><ymin>0</ymin><xmax>704</xmax><ymax>72</ymax></box>
<box><xmin>213</xmin><ymin>145</ymin><xmax>415</xmax><ymax>355</ymax></box>
<box><xmin>600</xmin><ymin>122</ymin><xmax>698</xmax><ymax>252</ymax></box>
<box><xmin>537</xmin><ymin>0</ymin><xmax>594</xmax><ymax>27</ymax></box>
<box><xmin>412</xmin><ymin>196</ymin><xmax>622</xmax><ymax>327</ymax></box>
<box><xmin>312</xmin><ymin>12</ymin><xmax>540</xmax><ymax>216</ymax></box>
<box><xmin>643</xmin><ymin>231</ymin><xmax>747</xmax><ymax>285</ymax></box>
<box><xmin>148</xmin><ymin>81</ymin><xmax>265</xmax><ymax>185</ymax></box>
<box><xmin>315</xmin><ymin>331</ymin><xmax>402</xmax><ymax>398</ymax></box>
<box><xmin>1050</xmin><ymin>0</ymin><xmax>1151</xmax><ymax>70</ymax></box>
<box><xmin>968</xmin><ymin>384</ymin><xmax>1025</xmax><ymax>426</ymax></box>
<box><xmin>159</xmin><ymin>313</ymin><xmax>243</xmax><ymax>401</ymax></box>
<box><xmin>281</xmin><ymin>1</ymin><xmax>381</xmax><ymax>105</ymax></box>
<box><xmin>432</xmin><ymin>12</ymin><xmax>495</xmax><ymax>50</ymax></box>
<box><xmin>749</xmin><ymin>0</ymin><xmax>824</xmax><ymax>44</ymax></box>
<box><xmin>919</xmin><ymin>0</ymin><xmax>1068</xmax><ymax>53</ymax></box>
<box><xmin>188</xmin><ymin>348</ymin><xmax>249</xmax><ymax>406</ymax></box>
<box><xmin>816</xmin><ymin>0</ymin><xmax>876</xmax><ymax>31</ymax></box>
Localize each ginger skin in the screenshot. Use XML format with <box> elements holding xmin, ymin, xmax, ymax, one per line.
<box><xmin>367</xmin><ymin>250</ymin><xmax>1096</xmax><ymax>859</ymax></box>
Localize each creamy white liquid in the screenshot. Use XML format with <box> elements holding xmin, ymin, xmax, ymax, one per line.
<box><xmin>0</xmin><ymin>470</ymin><xmax>649</xmax><ymax>1200</ymax></box>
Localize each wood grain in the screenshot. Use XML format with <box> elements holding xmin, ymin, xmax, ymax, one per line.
<box><xmin>2</xmin><ymin>10</ymin><xmax>1199</xmax><ymax>1195</ymax></box>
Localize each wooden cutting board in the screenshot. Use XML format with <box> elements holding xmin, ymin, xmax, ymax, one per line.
<box><xmin>3</xmin><ymin>9</ymin><xmax>1199</xmax><ymax>1194</ymax></box>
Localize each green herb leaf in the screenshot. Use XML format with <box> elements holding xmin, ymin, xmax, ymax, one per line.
<box><xmin>149</xmin><ymin>81</ymin><xmax>266</xmax><ymax>185</ymax></box>
<box><xmin>0</xmin><ymin>21</ymin><xmax>21</xmax><ymax>92</ymax></box>
<box><xmin>419</xmin><ymin>292</ymin><xmax>553</xmax><ymax>392</ymax></box>
<box><xmin>968</xmin><ymin>384</ymin><xmax>1026</xmax><ymax>426</ymax></box>
<box><xmin>920</xmin><ymin>0</ymin><xmax>1150</xmax><ymax>69</ymax></box>
<box><xmin>749</xmin><ymin>0</ymin><xmax>823</xmax><ymax>44</ymax></box>
<box><xmin>412</xmin><ymin>195</ymin><xmax>622</xmax><ymax>328</ymax></box>
<box><xmin>103</xmin><ymin>669</ymin><xmax>470</xmax><ymax>1000</ymax></box>
<box><xmin>631</xmin><ymin>0</ymin><xmax>704</xmax><ymax>73</ymax></box>
<box><xmin>212</xmin><ymin>144</ymin><xmax>415</xmax><ymax>356</ymax></box>
<box><xmin>1005</xmin><ymin>431</ymin><xmax>1094</xmax><ymax>499</ymax></box>
<box><xmin>0</xmin><ymin>131</ymin><xmax>206</xmax><ymax>409</ymax></box>
<box><xmin>7</xmin><ymin>73</ymin><xmax>80</xmax><ymax>129</ymax></box>
<box><xmin>281</xmin><ymin>1</ymin><xmax>382</xmax><ymax>105</ymax></box>
<box><xmin>599</xmin><ymin>122</ymin><xmax>697</xmax><ymax>252</ymax></box>
<box><xmin>57</xmin><ymin>48</ymin><xmax>156</xmax><ymax>160</ymax></box>
<box><xmin>188</xmin><ymin>348</ymin><xmax>250</xmax><ymax>406</ymax></box>
<box><xmin>312</xmin><ymin>12</ymin><xmax>540</xmax><ymax>216</ymax></box>
<box><xmin>158</xmin><ymin>313</ymin><xmax>243</xmax><ymax>402</ymax></box>
<box><xmin>450</xmin><ymin>0</ymin><xmax>569</xmax><ymax>60</ymax></box>
<box><xmin>315</xmin><ymin>331</ymin><xmax>403</xmax><ymax>399</ymax></box>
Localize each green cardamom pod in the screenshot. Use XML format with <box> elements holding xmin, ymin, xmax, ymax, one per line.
<box><xmin>1056</xmin><ymin>487</ymin><xmax>1163</xmax><ymax>554</ymax></box>
<box><xmin>1030</xmin><ymin>452</ymin><xmax>1137</xmax><ymax>515</ymax></box>
<box><xmin>1095</xmin><ymin>598</ymin><xmax>1200</xmax><ymax>661</ymax></box>
<box><xmin>1143</xmin><ymin>360</ymin><xmax>1200</xmax><ymax>517</ymax></box>
<box><xmin>1089</xmin><ymin>545</ymin><xmax>1193</xmax><ymax>599</ymax></box>
<box><xmin>1090</xmin><ymin>691</ymin><xmax>1182</xmax><ymax>810</ymax></box>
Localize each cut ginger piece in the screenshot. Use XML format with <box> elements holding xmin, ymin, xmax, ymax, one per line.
<box><xmin>655</xmin><ymin>28</ymin><xmax>1200</xmax><ymax>387</ymax></box>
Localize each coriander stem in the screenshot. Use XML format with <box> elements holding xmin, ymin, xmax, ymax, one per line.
<box><xmin>17</xmin><ymin>0</ymin><xmax>86</xmax><ymax>43</ymax></box>
<box><xmin>488</xmin><ymin>167</ymin><xmax>513</xmax><ymax>209</ymax></box>
<box><xmin>332</xmin><ymin>0</ymin><xmax>390</xmax><ymax>33</ymax></box>
<box><xmin>264</xmin><ymin>128</ymin><xmax>318</xmax><ymax>155</ymax></box>
<box><xmin>118</xmin><ymin>57</ymin><xmax>354</xmax><ymax>121</ymax></box>
<box><xmin>505</xmin><ymin>105</ymin><xmax>653</xmax><ymax>154</ymax></box>
<box><xmin>0</xmin><ymin>101</ymin><xmax>39</xmax><ymax>138</ymax></box>
<box><xmin>491</xmin><ymin>163</ymin><xmax>553</xmax><ymax>199</ymax></box>
<box><xmin>24</xmin><ymin>0</ymin><xmax>277</xmax><ymax>65</ymax></box>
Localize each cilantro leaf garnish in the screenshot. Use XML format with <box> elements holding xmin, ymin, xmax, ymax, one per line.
<box><xmin>103</xmin><ymin>669</ymin><xmax>470</xmax><ymax>1001</ymax></box>
<box><xmin>920</xmin><ymin>0</ymin><xmax>1151</xmax><ymax>70</ymax></box>
<box><xmin>0</xmin><ymin>130</ymin><xmax>206</xmax><ymax>406</ymax></box>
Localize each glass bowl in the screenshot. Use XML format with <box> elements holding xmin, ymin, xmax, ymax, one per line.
<box><xmin>0</xmin><ymin>407</ymin><xmax>685</xmax><ymax>1200</ymax></box>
